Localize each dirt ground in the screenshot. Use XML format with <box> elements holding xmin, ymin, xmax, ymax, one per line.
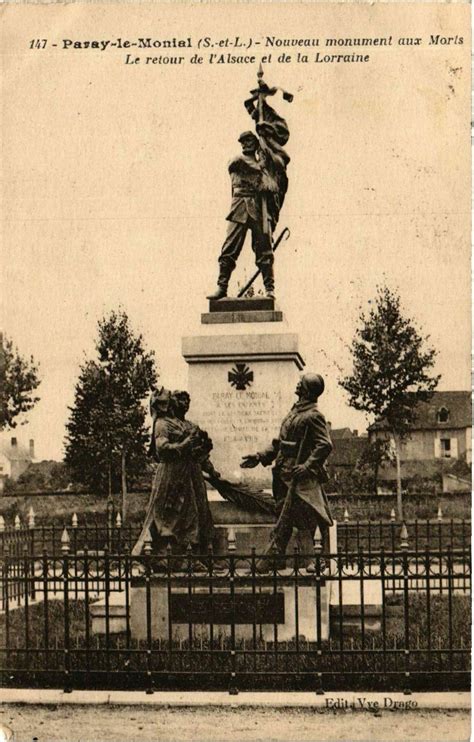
<box><xmin>0</xmin><ymin>705</ymin><xmax>470</xmax><ymax>742</ymax></box>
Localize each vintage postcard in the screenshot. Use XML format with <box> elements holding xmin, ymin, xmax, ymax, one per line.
<box><xmin>0</xmin><ymin>2</ymin><xmax>471</xmax><ymax>741</ymax></box>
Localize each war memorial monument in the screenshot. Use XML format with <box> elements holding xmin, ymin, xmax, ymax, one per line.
<box><xmin>124</xmin><ymin>67</ymin><xmax>340</xmax><ymax>645</ymax></box>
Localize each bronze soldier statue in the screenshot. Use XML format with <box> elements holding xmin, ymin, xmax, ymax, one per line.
<box><xmin>207</xmin><ymin>131</ymin><xmax>275</xmax><ymax>300</ymax></box>
<box><xmin>207</xmin><ymin>66</ymin><xmax>292</xmax><ymax>301</ymax></box>
<box><xmin>241</xmin><ymin>373</ymin><xmax>333</xmax><ymax>570</ymax></box>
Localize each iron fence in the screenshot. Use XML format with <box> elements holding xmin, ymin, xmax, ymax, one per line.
<box><xmin>0</xmin><ymin>523</ymin><xmax>470</xmax><ymax>694</ymax></box>
<box><xmin>1</xmin><ymin>508</ymin><xmax>470</xmax><ymax>558</ymax></box>
<box><xmin>336</xmin><ymin>518</ymin><xmax>470</xmax><ymax>553</ymax></box>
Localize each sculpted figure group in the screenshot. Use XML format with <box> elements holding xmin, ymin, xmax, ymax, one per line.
<box><xmin>134</xmin><ymin>71</ymin><xmax>332</xmax><ymax>569</ymax></box>
<box><xmin>135</xmin><ymin>373</ymin><xmax>333</xmax><ymax>571</ymax></box>
<box><xmin>132</xmin><ymin>388</ymin><xmax>220</xmax><ymax>563</ymax></box>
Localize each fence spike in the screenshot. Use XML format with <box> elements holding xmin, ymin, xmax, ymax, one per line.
<box><xmin>61</xmin><ymin>527</ymin><xmax>71</xmax><ymax>553</ymax></box>
<box><xmin>143</xmin><ymin>528</ymin><xmax>153</xmax><ymax>555</ymax></box>
<box><xmin>343</xmin><ymin>508</ymin><xmax>349</xmax><ymax>523</ymax></box>
<box><xmin>437</xmin><ymin>506</ymin><xmax>443</xmax><ymax>522</ymax></box>
<box><xmin>14</xmin><ymin>515</ymin><xmax>21</xmax><ymax>530</ymax></box>
<box><xmin>116</xmin><ymin>512</ymin><xmax>122</xmax><ymax>528</ymax></box>
<box><xmin>400</xmin><ymin>523</ymin><xmax>409</xmax><ymax>550</ymax></box>
<box><xmin>227</xmin><ymin>527</ymin><xmax>237</xmax><ymax>552</ymax></box>
<box><xmin>314</xmin><ymin>526</ymin><xmax>323</xmax><ymax>553</ymax></box>
<box><xmin>71</xmin><ymin>513</ymin><xmax>78</xmax><ymax>529</ymax></box>
<box><xmin>390</xmin><ymin>508</ymin><xmax>396</xmax><ymax>522</ymax></box>
<box><xmin>27</xmin><ymin>506</ymin><xmax>35</xmax><ymax>529</ymax></box>
<box><xmin>0</xmin><ymin>515</ymin><xmax>4</xmax><ymax>533</ymax></box>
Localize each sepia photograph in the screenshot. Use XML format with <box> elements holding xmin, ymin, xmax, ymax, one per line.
<box><xmin>0</xmin><ymin>2</ymin><xmax>471</xmax><ymax>740</ymax></box>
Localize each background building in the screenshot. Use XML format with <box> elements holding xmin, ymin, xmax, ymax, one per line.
<box><xmin>0</xmin><ymin>436</ymin><xmax>35</xmax><ymax>491</ymax></box>
<box><xmin>369</xmin><ymin>391</ymin><xmax>471</xmax><ymax>491</ymax></box>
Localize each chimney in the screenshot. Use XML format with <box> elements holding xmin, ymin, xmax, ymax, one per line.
<box><xmin>327</xmin><ymin>420</ymin><xmax>332</xmax><ymax>430</ymax></box>
<box><xmin>353</xmin><ymin>429</ymin><xmax>358</xmax><ymax>437</ymax></box>
<box><xmin>29</xmin><ymin>439</ymin><xmax>35</xmax><ymax>459</ymax></box>
<box><xmin>11</xmin><ymin>437</ymin><xmax>17</xmax><ymax>448</ymax></box>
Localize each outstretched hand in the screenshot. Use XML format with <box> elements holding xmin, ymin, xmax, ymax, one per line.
<box><xmin>240</xmin><ymin>454</ymin><xmax>260</xmax><ymax>469</ymax></box>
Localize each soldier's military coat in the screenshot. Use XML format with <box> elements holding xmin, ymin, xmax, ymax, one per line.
<box><xmin>217</xmin><ymin>153</ymin><xmax>273</xmax><ymax>275</ymax></box>
<box><xmin>258</xmin><ymin>399</ymin><xmax>333</xmax><ymax>527</ymax></box>
<box><xmin>225</xmin><ymin>154</ymin><xmax>264</xmax><ymax>225</ymax></box>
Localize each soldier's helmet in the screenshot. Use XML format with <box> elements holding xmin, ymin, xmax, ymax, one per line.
<box><xmin>301</xmin><ymin>373</ymin><xmax>325</xmax><ymax>399</ymax></box>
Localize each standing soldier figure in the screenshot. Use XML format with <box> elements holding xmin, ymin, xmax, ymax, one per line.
<box><xmin>207</xmin><ymin>131</ymin><xmax>276</xmax><ymax>300</ymax></box>
<box><xmin>207</xmin><ymin>66</ymin><xmax>292</xmax><ymax>301</ymax></box>
<box><xmin>241</xmin><ymin>373</ymin><xmax>333</xmax><ymax>570</ymax></box>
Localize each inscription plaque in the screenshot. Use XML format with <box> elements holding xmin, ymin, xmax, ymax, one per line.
<box><xmin>170</xmin><ymin>593</ymin><xmax>285</xmax><ymax>624</ymax></box>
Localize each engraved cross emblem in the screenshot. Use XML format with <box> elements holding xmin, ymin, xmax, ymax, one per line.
<box><xmin>228</xmin><ymin>363</ymin><xmax>254</xmax><ymax>391</ymax></box>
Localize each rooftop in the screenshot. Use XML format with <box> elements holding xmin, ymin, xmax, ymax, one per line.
<box><xmin>370</xmin><ymin>391</ymin><xmax>471</xmax><ymax>432</ymax></box>
<box><xmin>330</xmin><ymin>437</ymin><xmax>367</xmax><ymax>467</ymax></box>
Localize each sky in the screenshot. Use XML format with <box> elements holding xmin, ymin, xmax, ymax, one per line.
<box><xmin>1</xmin><ymin>2</ymin><xmax>471</xmax><ymax>460</ymax></box>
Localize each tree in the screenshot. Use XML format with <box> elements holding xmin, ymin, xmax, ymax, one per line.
<box><xmin>64</xmin><ymin>310</ymin><xmax>158</xmax><ymax>513</ymax></box>
<box><xmin>357</xmin><ymin>439</ymin><xmax>395</xmax><ymax>495</ymax></box>
<box><xmin>0</xmin><ymin>332</ymin><xmax>41</xmax><ymax>431</ymax></box>
<box><xmin>340</xmin><ymin>286</ymin><xmax>440</xmax><ymax>517</ymax></box>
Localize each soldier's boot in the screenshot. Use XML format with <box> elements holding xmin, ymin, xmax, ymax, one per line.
<box><xmin>206</xmin><ymin>261</ymin><xmax>233</xmax><ymax>300</ymax></box>
<box><xmin>260</xmin><ymin>262</ymin><xmax>275</xmax><ymax>300</ymax></box>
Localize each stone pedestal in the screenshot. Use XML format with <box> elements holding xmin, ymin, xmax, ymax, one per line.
<box><xmin>182</xmin><ymin>298</ymin><xmax>305</xmax><ymax>484</ymax></box>
<box><xmin>129</xmin><ymin>578</ymin><xmax>329</xmax><ymax>643</ymax></box>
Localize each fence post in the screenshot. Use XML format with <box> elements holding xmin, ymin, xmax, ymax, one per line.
<box><xmin>23</xmin><ymin>545</ymin><xmax>30</xmax><ymax>661</ymax></box>
<box><xmin>107</xmin><ymin>499</ymin><xmax>114</xmax><ymax>551</ymax></box>
<box><xmin>71</xmin><ymin>514</ymin><xmax>78</xmax><ymax>600</ymax></box>
<box><xmin>0</xmin><ymin>515</ymin><xmax>5</xmax><ymax>562</ymax></box>
<box><xmin>27</xmin><ymin>508</ymin><xmax>36</xmax><ymax>601</ymax></box>
<box><xmin>116</xmin><ymin>512</ymin><xmax>123</xmax><ymax>585</ymax></box>
<box><xmin>104</xmin><ymin>542</ymin><xmax>111</xmax><ymax>674</ymax></box>
<box><xmin>143</xmin><ymin>529</ymin><xmax>154</xmax><ymax>695</ymax></box>
<box><xmin>3</xmin><ymin>550</ymin><xmax>10</xmax><ymax>674</ymax></box>
<box><xmin>228</xmin><ymin>538</ymin><xmax>238</xmax><ymax>696</ymax></box>
<box><xmin>313</xmin><ymin>526</ymin><xmax>324</xmax><ymax>695</ymax></box>
<box><xmin>400</xmin><ymin>523</ymin><xmax>411</xmax><ymax>695</ymax></box>
<box><xmin>447</xmin><ymin>544</ymin><xmax>454</xmax><ymax>673</ymax></box>
<box><xmin>71</xmin><ymin>513</ymin><xmax>78</xmax><ymax>553</ymax></box>
<box><xmin>27</xmin><ymin>507</ymin><xmax>35</xmax><ymax>530</ymax></box>
<box><xmin>61</xmin><ymin>527</ymin><xmax>72</xmax><ymax>693</ymax></box>
<box><xmin>116</xmin><ymin>512</ymin><xmax>122</xmax><ymax>556</ymax></box>
<box><xmin>437</xmin><ymin>507</ymin><xmax>443</xmax><ymax>595</ymax></box>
